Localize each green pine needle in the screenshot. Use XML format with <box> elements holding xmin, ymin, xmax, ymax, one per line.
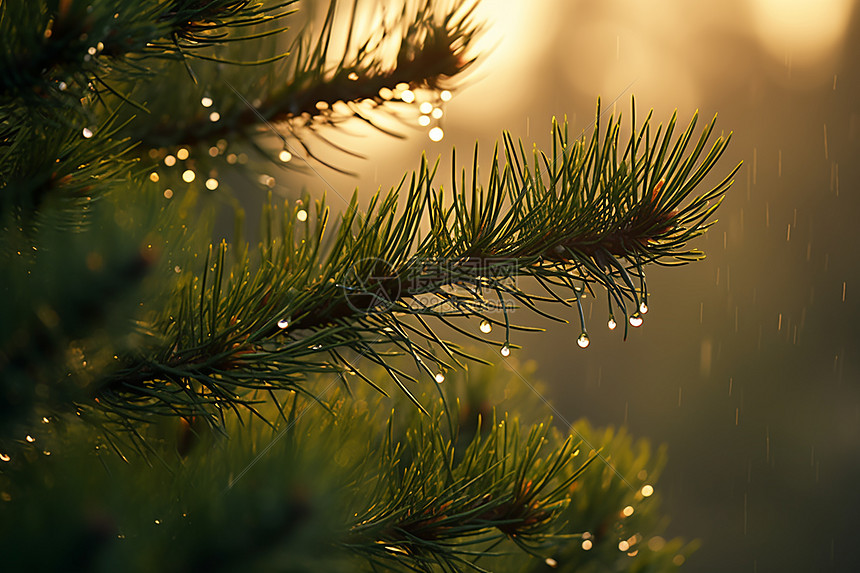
<box><xmin>93</xmin><ymin>104</ymin><xmax>738</xmax><ymax>428</ymax></box>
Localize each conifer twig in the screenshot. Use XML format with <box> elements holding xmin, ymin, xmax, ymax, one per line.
<box><xmin>93</xmin><ymin>105</ymin><xmax>738</xmax><ymax>425</ymax></box>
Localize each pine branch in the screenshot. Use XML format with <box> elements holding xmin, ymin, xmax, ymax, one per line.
<box><xmin>0</xmin><ymin>364</ymin><xmax>691</xmax><ymax>573</ymax></box>
<box><xmin>0</xmin><ymin>0</ymin><xmax>297</xmax><ymax>103</ymax></box>
<box><xmin>91</xmin><ymin>106</ymin><xmax>738</xmax><ymax>426</ymax></box>
<box><xmin>0</xmin><ymin>111</ymin><xmax>137</xmax><ymax>220</ymax></box>
<box><xmin>134</xmin><ymin>0</ymin><xmax>480</xmax><ymax>166</ymax></box>
<box><xmin>344</xmin><ymin>412</ymin><xmax>597</xmax><ymax>570</ymax></box>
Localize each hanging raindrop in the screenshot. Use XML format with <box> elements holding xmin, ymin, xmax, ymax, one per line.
<box><xmin>622</xmin><ymin>505</ymin><xmax>634</xmax><ymax>517</ymax></box>
<box><xmin>639</xmin><ymin>302</ymin><xmax>649</xmax><ymax>314</ymax></box>
<box><xmin>629</xmin><ymin>313</ymin><xmax>644</xmax><ymax>327</ymax></box>
<box><xmin>500</xmin><ymin>345</ymin><xmax>511</xmax><ymax>357</ymax></box>
<box><xmin>607</xmin><ymin>317</ymin><xmax>617</xmax><ymax>330</ymax></box>
<box><xmin>479</xmin><ymin>320</ymin><xmax>492</xmax><ymax>334</ymax></box>
<box><xmin>277</xmin><ymin>318</ymin><xmax>290</xmax><ymax>329</ymax></box>
<box><xmin>577</xmin><ymin>333</ymin><xmax>590</xmax><ymax>348</ymax></box>
<box><xmin>434</xmin><ymin>372</ymin><xmax>445</xmax><ymax>383</ymax></box>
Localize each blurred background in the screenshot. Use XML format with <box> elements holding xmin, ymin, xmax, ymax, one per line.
<box><xmin>265</xmin><ymin>1</ymin><xmax>860</xmax><ymax>570</ymax></box>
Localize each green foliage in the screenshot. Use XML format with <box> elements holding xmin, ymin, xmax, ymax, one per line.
<box><xmin>0</xmin><ymin>1</ymin><xmax>297</xmax><ymax>103</ymax></box>
<box><xmin>0</xmin><ymin>362</ymin><xmax>694</xmax><ymax>573</ymax></box>
<box><xmin>0</xmin><ymin>1</ymin><xmax>734</xmax><ymax>571</ymax></box>
<box><xmin>0</xmin><ymin>0</ymin><xmax>485</xmax><ymax>435</ymax></box>
<box><xmin>91</xmin><ymin>105</ymin><xmax>737</xmax><ymax>435</ymax></box>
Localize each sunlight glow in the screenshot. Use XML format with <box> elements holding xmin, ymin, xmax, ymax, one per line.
<box><xmin>750</xmin><ymin>0</ymin><xmax>853</xmax><ymax>64</ymax></box>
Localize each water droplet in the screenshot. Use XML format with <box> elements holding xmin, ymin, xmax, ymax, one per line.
<box><xmin>418</xmin><ymin>115</ymin><xmax>431</xmax><ymax>126</ymax></box>
<box><xmin>0</xmin><ymin>453</ymin><xmax>9</xmax><ymax>462</ymax></box>
<box><xmin>201</xmin><ymin>96</ymin><xmax>213</xmax><ymax>107</ymax></box>
<box><xmin>434</xmin><ymin>373</ymin><xmax>445</xmax><ymax>383</ymax></box>
<box><xmin>58</xmin><ymin>81</ymin><xmax>67</xmax><ymax>91</ymax></box>
<box><xmin>278</xmin><ymin>149</ymin><xmax>292</xmax><ymax>162</ymax></box>
<box><xmin>348</xmin><ymin>72</ymin><xmax>359</xmax><ymax>80</ymax></box>
<box><xmin>545</xmin><ymin>557</ymin><xmax>558</xmax><ymax>567</ymax></box>
<box><xmin>582</xmin><ymin>539</ymin><xmax>593</xmax><ymax>550</ymax></box>
<box><xmin>618</xmin><ymin>541</ymin><xmax>630</xmax><ymax>551</ymax></box>
<box><xmin>500</xmin><ymin>345</ymin><xmax>511</xmax><ymax>357</ymax></box>
<box><xmin>82</xmin><ymin>127</ymin><xmax>93</xmax><ymax>138</ymax></box>
<box><xmin>419</xmin><ymin>102</ymin><xmax>433</xmax><ymax>114</ymax></box>
<box><xmin>607</xmin><ymin>317</ymin><xmax>617</xmax><ymax>330</ymax></box>
<box><xmin>182</xmin><ymin>170</ymin><xmax>195</xmax><ymax>183</ymax></box>
<box><xmin>277</xmin><ymin>318</ymin><xmax>290</xmax><ymax>329</ymax></box>
<box><xmin>622</xmin><ymin>505</ymin><xmax>634</xmax><ymax>517</ymax></box>
<box><xmin>480</xmin><ymin>320</ymin><xmax>492</xmax><ymax>334</ymax></box>
<box><xmin>154</xmin><ymin>519</ymin><xmax>161</xmax><ymax>525</ymax></box>
<box><xmin>401</xmin><ymin>89</ymin><xmax>415</xmax><ymax>103</ymax></box>
<box><xmin>176</xmin><ymin>148</ymin><xmax>189</xmax><ymax>160</ymax></box>
<box><xmin>163</xmin><ymin>189</ymin><xmax>173</xmax><ymax>199</ymax></box>
<box><xmin>164</xmin><ymin>154</ymin><xmax>176</xmax><ymax>167</ymax></box>
<box><xmin>41</xmin><ymin>417</ymin><xmax>49</xmax><ymax>424</ymax></box>
<box><xmin>209</xmin><ymin>111</ymin><xmax>220</xmax><ymax>122</ymax></box>
<box><xmin>431</xmin><ymin>107</ymin><xmax>443</xmax><ymax>119</ymax></box>
<box><xmin>440</xmin><ymin>90</ymin><xmax>452</xmax><ymax>101</ymax></box>
<box><xmin>639</xmin><ymin>302</ymin><xmax>648</xmax><ymax>314</ymax></box>
<box><xmin>629</xmin><ymin>313</ymin><xmax>643</xmax><ymax>327</ymax></box>
<box><xmin>205</xmin><ymin>178</ymin><xmax>218</xmax><ymax>190</ymax></box>
<box><xmin>25</xmin><ymin>435</ymin><xmax>35</xmax><ymax>443</ymax></box>
<box><xmin>428</xmin><ymin>127</ymin><xmax>444</xmax><ymax>142</ymax></box>
<box><xmin>149</xmin><ymin>172</ymin><xmax>160</xmax><ymax>182</ymax></box>
<box><xmin>641</xmin><ymin>484</ymin><xmax>654</xmax><ymax>497</ymax></box>
<box><xmin>297</xmin><ymin>209</ymin><xmax>308</xmax><ymax>222</ymax></box>
<box><xmin>577</xmin><ymin>333</ymin><xmax>590</xmax><ymax>348</ymax></box>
